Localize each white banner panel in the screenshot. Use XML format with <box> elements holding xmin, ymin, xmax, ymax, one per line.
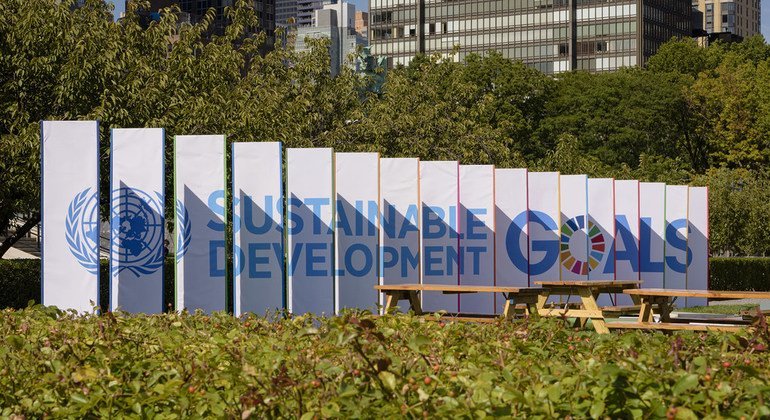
<box><xmin>687</xmin><ymin>187</ymin><xmax>709</xmax><ymax>307</ymax></box>
<box><xmin>665</xmin><ymin>185</ymin><xmax>689</xmax><ymax>290</ymax></box>
<box><xmin>459</xmin><ymin>165</ymin><xmax>495</xmax><ymax>315</ymax></box>
<box><xmin>379</xmin><ymin>158</ymin><xmax>420</xmax><ymax>312</ymax></box>
<box><xmin>528</xmin><ymin>172</ymin><xmax>561</xmax><ymax>283</ymax></box>
<box><xmin>41</xmin><ymin>120</ymin><xmax>100</xmax><ymax>313</ymax></box>
<box><xmin>559</xmin><ymin>175</ymin><xmax>588</xmax><ymax>281</ymax></box>
<box><xmin>110</xmin><ymin>128</ymin><xmax>165</xmax><ymax>314</ymax></box>
<box><xmin>287</xmin><ymin>148</ymin><xmax>335</xmax><ymax>315</ymax></box>
<box><xmin>174</xmin><ymin>135</ymin><xmax>226</xmax><ymax>313</ymax></box>
<box><xmin>420</xmin><ymin>161</ymin><xmax>459</xmax><ymax>313</ymax></box>
<box><xmin>232</xmin><ymin>142</ymin><xmax>284</xmax><ymax>316</ymax></box>
<box><xmin>639</xmin><ymin>182</ymin><xmax>666</xmax><ymax>289</ymax></box>
<box><xmin>335</xmin><ymin>152</ymin><xmax>380</xmax><ymax>313</ymax></box>
<box><xmin>494</xmin><ymin>168</ymin><xmax>529</xmax><ymax>314</ymax></box>
<box><xmin>614</xmin><ymin>180</ymin><xmax>640</xmax><ymax>281</ymax></box>
<box><xmin>587</xmin><ymin>178</ymin><xmax>615</xmax><ymax>305</ymax></box>
<box><xmin>613</xmin><ymin>180</ymin><xmax>639</xmax><ymax>306</ymax></box>
<box><xmin>588</xmin><ymin>178</ymin><xmax>615</xmax><ymax>280</ymax></box>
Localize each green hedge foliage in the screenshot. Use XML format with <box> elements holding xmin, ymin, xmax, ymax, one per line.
<box><xmin>2</xmin><ymin>258</ymin><xmax>769</xmax><ymax>310</ymax></box>
<box><xmin>2</xmin><ymin>309</ymin><xmax>770</xmax><ymax>417</ymax></box>
<box><xmin>0</xmin><ymin>259</ymin><xmax>175</xmax><ymax>311</ymax></box>
<box><xmin>710</xmin><ymin>257</ymin><xmax>770</xmax><ymax>292</ymax></box>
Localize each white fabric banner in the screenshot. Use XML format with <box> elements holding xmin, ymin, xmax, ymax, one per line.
<box><xmin>232</xmin><ymin>142</ymin><xmax>284</xmax><ymax>316</ymax></box>
<box><xmin>287</xmin><ymin>148</ymin><xmax>335</xmax><ymax>315</ymax></box>
<box><xmin>527</xmin><ymin>172</ymin><xmax>561</xmax><ymax>283</ymax></box>
<box><xmin>614</xmin><ymin>180</ymin><xmax>639</xmax><ymax>305</ymax></box>
<box><xmin>458</xmin><ymin>165</ymin><xmax>495</xmax><ymax>315</ymax></box>
<box><xmin>587</xmin><ymin>178</ymin><xmax>615</xmax><ymax>306</ymax></box>
<box><xmin>335</xmin><ymin>152</ymin><xmax>380</xmax><ymax>313</ymax></box>
<box><xmin>687</xmin><ymin>187</ymin><xmax>709</xmax><ymax>306</ymax></box>
<box><xmin>494</xmin><ymin>168</ymin><xmax>529</xmax><ymax>314</ymax></box>
<box><xmin>639</xmin><ymin>182</ymin><xmax>666</xmax><ymax>289</ymax></box>
<box><xmin>109</xmin><ymin>128</ymin><xmax>165</xmax><ymax>313</ymax></box>
<box><xmin>665</xmin><ymin>185</ymin><xmax>689</xmax><ymax>290</ymax></box>
<box><xmin>588</xmin><ymin>178</ymin><xmax>615</xmax><ymax>280</ymax></box>
<box><xmin>420</xmin><ymin>161</ymin><xmax>460</xmax><ymax>313</ymax></box>
<box><xmin>174</xmin><ymin>135</ymin><xmax>226</xmax><ymax>313</ymax></box>
<box><xmin>379</xmin><ymin>158</ymin><xmax>421</xmax><ymax>312</ymax></box>
<box><xmin>559</xmin><ymin>175</ymin><xmax>588</xmax><ymax>281</ymax></box>
<box><xmin>41</xmin><ymin>120</ymin><xmax>100</xmax><ymax>313</ymax></box>
<box><xmin>614</xmin><ymin>180</ymin><xmax>640</xmax><ymax>282</ymax></box>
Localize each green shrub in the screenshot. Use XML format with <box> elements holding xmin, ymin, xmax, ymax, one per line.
<box><xmin>710</xmin><ymin>257</ymin><xmax>770</xmax><ymax>292</ymax></box>
<box><xmin>0</xmin><ymin>259</ymin><xmax>175</xmax><ymax>311</ymax></box>
<box><xmin>1</xmin><ymin>309</ymin><xmax>770</xmax><ymax>417</ymax></box>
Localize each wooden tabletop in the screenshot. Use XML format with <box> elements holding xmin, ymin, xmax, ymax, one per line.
<box><xmin>374</xmin><ymin>284</ymin><xmax>543</xmax><ymax>293</ymax></box>
<box><xmin>623</xmin><ymin>288</ymin><xmax>770</xmax><ymax>299</ymax></box>
<box><xmin>535</xmin><ymin>280</ymin><xmax>642</xmax><ymax>287</ymax></box>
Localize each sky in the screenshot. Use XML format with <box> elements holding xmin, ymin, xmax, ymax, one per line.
<box><xmin>109</xmin><ymin>0</ymin><xmax>768</xmax><ymax>39</ymax></box>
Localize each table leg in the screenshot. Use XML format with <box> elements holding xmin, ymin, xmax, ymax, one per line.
<box><xmin>503</xmin><ymin>294</ymin><xmax>514</xmax><ymax>320</ymax></box>
<box><xmin>536</xmin><ymin>293</ymin><xmax>550</xmax><ymax>311</ymax></box>
<box><xmin>579</xmin><ymin>288</ymin><xmax>609</xmax><ymax>334</ymax></box>
<box><xmin>638</xmin><ymin>298</ymin><xmax>653</xmax><ymax>323</ymax></box>
<box><xmin>407</xmin><ymin>291</ymin><xmax>423</xmax><ymax>315</ymax></box>
<box><xmin>384</xmin><ymin>292</ymin><xmax>402</xmax><ymax>314</ymax></box>
<box><xmin>658</xmin><ymin>297</ymin><xmax>672</xmax><ymax>322</ymax></box>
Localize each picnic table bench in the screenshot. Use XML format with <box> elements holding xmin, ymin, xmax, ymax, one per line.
<box><xmin>608</xmin><ymin>289</ymin><xmax>770</xmax><ymax>332</ymax></box>
<box><xmin>374</xmin><ymin>284</ymin><xmax>543</xmax><ymax>319</ymax></box>
<box><xmin>534</xmin><ymin>280</ymin><xmax>643</xmax><ymax>334</ymax></box>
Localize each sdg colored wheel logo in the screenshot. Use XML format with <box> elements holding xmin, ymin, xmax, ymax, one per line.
<box><xmin>560</xmin><ymin>216</ymin><xmax>606</xmax><ymax>275</ymax></box>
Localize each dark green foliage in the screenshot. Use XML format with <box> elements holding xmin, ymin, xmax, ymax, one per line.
<box><xmin>0</xmin><ymin>259</ymin><xmax>175</xmax><ymax>311</ymax></box>
<box><xmin>1</xmin><ymin>308</ymin><xmax>770</xmax><ymax>417</ymax></box>
<box><xmin>710</xmin><ymin>258</ymin><xmax>770</xmax><ymax>292</ymax></box>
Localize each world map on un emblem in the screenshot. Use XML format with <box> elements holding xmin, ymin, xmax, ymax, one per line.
<box><xmin>110</xmin><ymin>187</ymin><xmax>165</xmax><ymax>277</ymax></box>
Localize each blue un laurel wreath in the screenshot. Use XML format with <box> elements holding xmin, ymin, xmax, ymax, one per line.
<box><xmin>175</xmin><ymin>199</ymin><xmax>191</xmax><ymax>262</ymax></box>
<box><xmin>110</xmin><ymin>187</ymin><xmax>166</xmax><ymax>277</ymax></box>
<box><xmin>65</xmin><ymin>188</ymin><xmax>101</xmax><ymax>275</ymax></box>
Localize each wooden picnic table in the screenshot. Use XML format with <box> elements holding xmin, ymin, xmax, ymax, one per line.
<box><xmin>609</xmin><ymin>289</ymin><xmax>770</xmax><ymax>332</ymax></box>
<box><xmin>534</xmin><ymin>280</ymin><xmax>643</xmax><ymax>334</ymax></box>
<box><xmin>374</xmin><ymin>284</ymin><xmax>544</xmax><ymax>319</ymax></box>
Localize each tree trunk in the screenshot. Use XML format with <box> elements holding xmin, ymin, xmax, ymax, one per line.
<box><xmin>0</xmin><ymin>214</ymin><xmax>40</xmax><ymax>258</ymax></box>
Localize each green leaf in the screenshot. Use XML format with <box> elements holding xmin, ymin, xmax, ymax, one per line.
<box><xmin>378</xmin><ymin>371</ymin><xmax>396</xmax><ymax>391</ymax></box>
<box><xmin>672</xmin><ymin>374</ymin><xmax>700</xmax><ymax>395</ymax></box>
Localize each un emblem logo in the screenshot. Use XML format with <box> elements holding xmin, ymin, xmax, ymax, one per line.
<box><xmin>65</xmin><ymin>188</ymin><xmax>101</xmax><ymax>274</ymax></box>
<box><xmin>175</xmin><ymin>199</ymin><xmax>192</xmax><ymax>262</ymax></box>
<box><xmin>110</xmin><ymin>187</ymin><xmax>165</xmax><ymax>277</ymax></box>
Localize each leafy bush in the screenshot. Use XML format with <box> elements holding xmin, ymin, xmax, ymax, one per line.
<box><xmin>1</xmin><ymin>308</ymin><xmax>769</xmax><ymax>417</ymax></box>
<box><xmin>710</xmin><ymin>257</ymin><xmax>770</xmax><ymax>292</ymax></box>
<box><xmin>0</xmin><ymin>259</ymin><xmax>175</xmax><ymax>311</ymax></box>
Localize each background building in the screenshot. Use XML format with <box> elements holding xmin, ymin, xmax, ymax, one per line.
<box><xmin>149</xmin><ymin>0</ymin><xmax>275</xmax><ymax>43</ymax></box>
<box><xmin>692</xmin><ymin>0</ymin><xmax>761</xmax><ymax>38</ymax></box>
<box><xmin>369</xmin><ymin>0</ymin><xmax>692</xmax><ymax>73</ymax></box>
<box><xmin>296</xmin><ymin>1</ymin><xmax>368</xmax><ymax>75</ymax></box>
<box><xmin>355</xmin><ymin>10</ymin><xmax>369</xmax><ymax>39</ymax></box>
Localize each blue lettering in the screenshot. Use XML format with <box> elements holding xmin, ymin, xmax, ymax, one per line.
<box><xmin>640</xmin><ymin>217</ymin><xmax>664</xmax><ymax>273</ymax></box>
<box><xmin>244</xmin><ymin>195</ymin><xmax>274</xmax><ymax>235</ymax></box>
<box><xmin>423</xmin><ymin>207</ymin><xmax>446</xmax><ymax>239</ymax></box>
<box><xmin>345</xmin><ymin>244</ymin><xmax>373</xmax><ymax>277</ymax></box>
<box><xmin>305</xmin><ymin>242</ymin><xmax>328</xmax><ymax>276</ymax></box>
<box><xmin>466</xmin><ymin>209</ymin><xmax>487</xmax><ymax>240</ymax></box>
<box><xmin>207</xmin><ymin>190</ymin><xmax>227</xmax><ymax>231</ymax></box>
<box><xmin>614</xmin><ymin>215</ymin><xmax>639</xmax><ymax>272</ymax></box>
<box><xmin>528</xmin><ymin>211</ymin><xmax>559</xmax><ymax>276</ymax></box>
<box><xmin>505</xmin><ymin>211</ymin><xmax>530</xmax><ymax>273</ymax></box>
<box><xmin>248</xmin><ymin>243</ymin><xmax>272</xmax><ymax>278</ymax></box>
<box><xmin>209</xmin><ymin>240</ymin><xmax>226</xmax><ymax>277</ymax></box>
<box><xmin>665</xmin><ymin>218</ymin><xmax>691</xmax><ymax>274</ymax></box>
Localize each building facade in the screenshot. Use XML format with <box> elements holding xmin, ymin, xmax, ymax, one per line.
<box><xmin>355</xmin><ymin>10</ymin><xmax>369</xmax><ymax>38</ymax></box>
<box><xmin>296</xmin><ymin>2</ymin><xmax>368</xmax><ymax>75</ymax></box>
<box><xmin>150</xmin><ymin>0</ymin><xmax>276</xmax><ymax>41</ymax></box>
<box><xmin>692</xmin><ymin>0</ymin><xmax>761</xmax><ymax>38</ymax></box>
<box><xmin>369</xmin><ymin>0</ymin><xmax>692</xmax><ymax>73</ymax></box>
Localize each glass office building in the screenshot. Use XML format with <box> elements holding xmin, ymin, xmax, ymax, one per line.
<box><xmin>369</xmin><ymin>0</ymin><xmax>692</xmax><ymax>73</ymax></box>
